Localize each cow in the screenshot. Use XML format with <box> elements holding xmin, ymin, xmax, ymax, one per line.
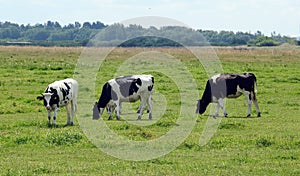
<box><xmin>37</xmin><ymin>78</ymin><xmax>78</xmax><ymax>127</ymax></box>
<box><xmin>93</xmin><ymin>74</ymin><xmax>154</xmax><ymax>120</ymax></box>
<box><xmin>196</xmin><ymin>73</ymin><xmax>261</xmax><ymax>118</ymax></box>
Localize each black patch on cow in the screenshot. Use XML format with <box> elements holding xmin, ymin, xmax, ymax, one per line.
<box><xmin>197</xmin><ymin>80</ymin><xmax>212</xmax><ymax>114</ymax></box>
<box><xmin>45</xmin><ymin>87</ymin><xmax>49</xmax><ymax>93</ymax></box>
<box><xmin>43</xmin><ymin>94</ymin><xmax>60</xmax><ymax>107</ymax></box>
<box><xmin>60</xmin><ymin>88</ymin><xmax>69</xmax><ymax>101</ymax></box>
<box><xmin>218</xmin><ymin>73</ymin><xmax>256</xmax><ymax>98</ymax></box>
<box><xmin>224</xmin><ymin>75</ymin><xmax>238</xmax><ymax>96</ymax></box>
<box><xmin>60</xmin><ymin>82</ymin><xmax>71</xmax><ymax>101</ymax></box>
<box><xmin>64</xmin><ymin>82</ymin><xmax>71</xmax><ymax>90</ymax></box>
<box><xmin>115</xmin><ymin>76</ymin><xmax>141</xmax><ymax>97</ymax></box>
<box><xmin>44</xmin><ymin>87</ymin><xmax>60</xmax><ymax>107</ymax></box>
<box><xmin>148</xmin><ymin>85</ymin><xmax>153</xmax><ymax>92</ymax></box>
<box><xmin>151</xmin><ymin>76</ymin><xmax>154</xmax><ymax>84</ymax></box>
<box><xmin>97</xmin><ymin>82</ymin><xmax>114</xmax><ymax>109</ymax></box>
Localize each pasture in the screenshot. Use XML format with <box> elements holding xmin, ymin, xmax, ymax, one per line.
<box><xmin>0</xmin><ymin>45</ymin><xmax>299</xmax><ymax>175</ymax></box>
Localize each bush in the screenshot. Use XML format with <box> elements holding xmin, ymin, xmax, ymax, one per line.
<box><xmin>247</xmin><ymin>36</ymin><xmax>281</xmax><ymax>47</ymax></box>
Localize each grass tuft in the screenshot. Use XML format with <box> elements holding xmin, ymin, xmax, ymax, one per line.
<box><xmin>256</xmin><ymin>137</ymin><xmax>274</xmax><ymax>147</ymax></box>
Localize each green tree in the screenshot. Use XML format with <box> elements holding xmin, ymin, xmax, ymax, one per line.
<box><xmin>247</xmin><ymin>36</ymin><xmax>281</xmax><ymax>47</ymax></box>
<box><xmin>24</xmin><ymin>28</ymin><xmax>50</xmax><ymax>40</ymax></box>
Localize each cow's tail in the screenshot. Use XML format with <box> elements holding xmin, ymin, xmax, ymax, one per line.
<box><xmin>75</xmin><ymin>103</ymin><xmax>77</xmax><ymax>113</ymax></box>
<box><xmin>252</xmin><ymin>75</ymin><xmax>258</xmax><ymax>101</ymax></box>
<box><xmin>255</xmin><ymin>80</ymin><xmax>258</xmax><ymax>94</ymax></box>
<box><xmin>254</xmin><ymin>74</ymin><xmax>258</xmax><ymax>94</ymax></box>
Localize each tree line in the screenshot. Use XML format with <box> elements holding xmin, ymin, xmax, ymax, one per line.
<box><xmin>0</xmin><ymin>21</ymin><xmax>297</xmax><ymax>47</ymax></box>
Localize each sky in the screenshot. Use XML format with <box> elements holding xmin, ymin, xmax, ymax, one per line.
<box><xmin>1</xmin><ymin>0</ymin><xmax>300</xmax><ymax>37</ymax></box>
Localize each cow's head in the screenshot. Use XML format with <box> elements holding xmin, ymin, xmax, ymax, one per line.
<box><xmin>196</xmin><ymin>99</ymin><xmax>207</xmax><ymax>114</ymax></box>
<box><xmin>37</xmin><ymin>92</ymin><xmax>59</xmax><ymax>110</ymax></box>
<box><xmin>93</xmin><ymin>102</ymin><xmax>101</xmax><ymax>120</ymax></box>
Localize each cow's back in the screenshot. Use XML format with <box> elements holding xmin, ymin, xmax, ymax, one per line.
<box><xmin>54</xmin><ymin>78</ymin><xmax>78</xmax><ymax>107</ymax></box>
<box><xmin>63</xmin><ymin>78</ymin><xmax>78</xmax><ymax>98</ymax></box>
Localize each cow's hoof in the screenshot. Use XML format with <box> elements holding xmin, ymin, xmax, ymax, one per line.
<box><xmin>224</xmin><ymin>113</ymin><xmax>228</xmax><ymax>117</ymax></box>
<box><xmin>108</xmin><ymin>117</ymin><xmax>113</xmax><ymax>120</ymax></box>
<box><xmin>257</xmin><ymin>112</ymin><xmax>261</xmax><ymax>117</ymax></box>
<box><xmin>246</xmin><ymin>114</ymin><xmax>251</xmax><ymax>117</ymax></box>
<box><xmin>212</xmin><ymin>115</ymin><xmax>217</xmax><ymax>119</ymax></box>
<box><xmin>116</xmin><ymin>116</ymin><xmax>120</xmax><ymax>120</ymax></box>
<box><xmin>149</xmin><ymin>114</ymin><xmax>152</xmax><ymax>120</ymax></box>
<box><xmin>67</xmin><ymin>122</ymin><xmax>74</xmax><ymax>126</ymax></box>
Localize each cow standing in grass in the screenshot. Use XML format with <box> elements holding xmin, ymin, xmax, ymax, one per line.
<box><xmin>196</xmin><ymin>73</ymin><xmax>261</xmax><ymax>118</ymax></box>
<box><xmin>37</xmin><ymin>78</ymin><xmax>78</xmax><ymax>126</ymax></box>
<box><xmin>93</xmin><ymin>75</ymin><xmax>154</xmax><ymax>120</ymax></box>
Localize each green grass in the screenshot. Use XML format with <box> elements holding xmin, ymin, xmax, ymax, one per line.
<box><xmin>0</xmin><ymin>46</ymin><xmax>300</xmax><ymax>175</ymax></box>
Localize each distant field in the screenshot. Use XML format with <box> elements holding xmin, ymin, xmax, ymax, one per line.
<box><xmin>0</xmin><ymin>46</ymin><xmax>299</xmax><ymax>175</ymax></box>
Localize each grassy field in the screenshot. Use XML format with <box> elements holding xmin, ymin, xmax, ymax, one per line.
<box><xmin>0</xmin><ymin>45</ymin><xmax>299</xmax><ymax>175</ymax></box>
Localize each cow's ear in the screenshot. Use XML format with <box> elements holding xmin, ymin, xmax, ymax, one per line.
<box><xmin>36</xmin><ymin>95</ymin><xmax>44</xmax><ymax>100</ymax></box>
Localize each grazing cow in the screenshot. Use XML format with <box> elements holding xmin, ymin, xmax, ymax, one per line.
<box><xmin>37</xmin><ymin>78</ymin><xmax>78</xmax><ymax>126</ymax></box>
<box><xmin>196</xmin><ymin>73</ymin><xmax>261</xmax><ymax>118</ymax></box>
<box><xmin>93</xmin><ymin>75</ymin><xmax>154</xmax><ymax>120</ymax></box>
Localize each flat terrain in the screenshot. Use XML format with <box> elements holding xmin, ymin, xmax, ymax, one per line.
<box><xmin>0</xmin><ymin>46</ymin><xmax>299</xmax><ymax>175</ymax></box>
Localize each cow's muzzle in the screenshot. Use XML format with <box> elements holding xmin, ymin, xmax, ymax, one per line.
<box><xmin>92</xmin><ymin>103</ymin><xmax>100</xmax><ymax>120</ymax></box>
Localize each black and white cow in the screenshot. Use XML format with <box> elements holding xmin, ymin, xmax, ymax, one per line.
<box><xmin>196</xmin><ymin>73</ymin><xmax>261</xmax><ymax>118</ymax></box>
<box><xmin>37</xmin><ymin>78</ymin><xmax>78</xmax><ymax>126</ymax></box>
<box><xmin>93</xmin><ymin>75</ymin><xmax>154</xmax><ymax>120</ymax></box>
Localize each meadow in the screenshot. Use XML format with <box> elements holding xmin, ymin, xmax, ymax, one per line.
<box><xmin>0</xmin><ymin>45</ymin><xmax>299</xmax><ymax>175</ymax></box>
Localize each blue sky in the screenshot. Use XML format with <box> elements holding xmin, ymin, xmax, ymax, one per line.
<box><xmin>1</xmin><ymin>0</ymin><xmax>300</xmax><ymax>36</ymax></box>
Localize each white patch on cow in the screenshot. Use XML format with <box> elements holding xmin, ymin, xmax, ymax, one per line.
<box><xmin>227</xmin><ymin>85</ymin><xmax>243</xmax><ymax>98</ymax></box>
<box><xmin>211</xmin><ymin>74</ymin><xmax>221</xmax><ymax>84</ymax></box>
<box><xmin>43</xmin><ymin>92</ymin><xmax>53</xmax><ymax>109</ymax></box>
<box><xmin>212</xmin><ymin>96</ymin><xmax>218</xmax><ymax>103</ymax></box>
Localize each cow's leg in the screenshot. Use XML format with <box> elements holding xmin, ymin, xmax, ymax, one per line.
<box><xmin>214</xmin><ymin>103</ymin><xmax>220</xmax><ymax>118</ymax></box>
<box><xmin>147</xmin><ymin>96</ymin><xmax>153</xmax><ymax>120</ymax></box>
<box><xmin>108</xmin><ymin>107</ymin><xmax>113</xmax><ymax>120</ymax></box>
<box><xmin>244</xmin><ymin>92</ymin><xmax>252</xmax><ymax>117</ymax></box>
<box><xmin>71</xmin><ymin>99</ymin><xmax>77</xmax><ymax>125</ymax></box>
<box><xmin>53</xmin><ymin>107</ymin><xmax>59</xmax><ymax>127</ymax></box>
<box><xmin>66</xmin><ymin>104</ymin><xmax>71</xmax><ymax>125</ymax></box>
<box><xmin>216</xmin><ymin>99</ymin><xmax>227</xmax><ymax>117</ymax></box>
<box><xmin>254</xmin><ymin>100</ymin><xmax>261</xmax><ymax>117</ymax></box>
<box><xmin>47</xmin><ymin>110</ymin><xmax>52</xmax><ymax>125</ymax></box>
<box><xmin>99</xmin><ymin>108</ymin><xmax>105</xmax><ymax>119</ymax></box>
<box><xmin>115</xmin><ymin>101</ymin><xmax>121</xmax><ymax>120</ymax></box>
<box><xmin>106</xmin><ymin>106</ymin><xmax>113</xmax><ymax>120</ymax></box>
<box><xmin>119</xmin><ymin>103</ymin><xmax>122</xmax><ymax>115</ymax></box>
<box><xmin>71</xmin><ymin>102</ymin><xmax>75</xmax><ymax>125</ymax></box>
<box><xmin>137</xmin><ymin>98</ymin><xmax>147</xmax><ymax>120</ymax></box>
<box><xmin>251</xmin><ymin>92</ymin><xmax>261</xmax><ymax>117</ymax></box>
